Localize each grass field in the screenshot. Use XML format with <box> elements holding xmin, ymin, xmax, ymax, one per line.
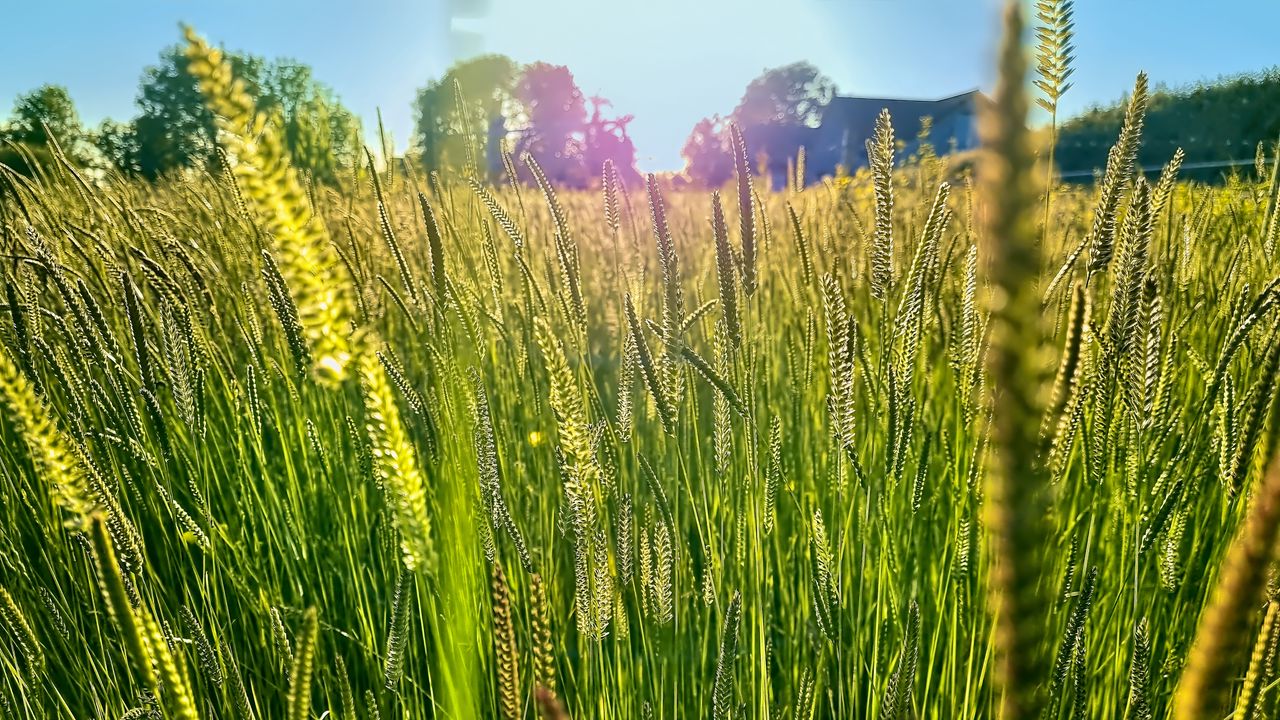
<box><xmin>1</xmin><ymin>6</ymin><xmax>1279</xmax><ymax>719</ymax></box>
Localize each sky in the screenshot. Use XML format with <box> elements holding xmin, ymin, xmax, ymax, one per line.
<box><xmin>3</xmin><ymin>1</ymin><xmax>1280</xmax><ymax>171</ymax></box>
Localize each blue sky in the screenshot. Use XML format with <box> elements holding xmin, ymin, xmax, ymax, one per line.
<box><xmin>3</xmin><ymin>1</ymin><xmax>1279</xmax><ymax>170</ymax></box>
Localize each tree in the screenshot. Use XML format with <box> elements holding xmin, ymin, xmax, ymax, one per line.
<box><xmin>125</xmin><ymin>45</ymin><xmax>359</xmax><ymax>182</ymax></box>
<box><xmin>414</xmin><ymin>56</ymin><xmax>639</xmax><ymax>187</ymax></box>
<box><xmin>0</xmin><ymin>85</ymin><xmax>89</xmax><ymax>172</ymax></box>
<box><xmin>681</xmin><ymin>114</ymin><xmax>733</xmax><ymax>187</ymax></box>
<box><xmin>413</xmin><ymin>54</ymin><xmax>520</xmax><ymax>179</ymax></box>
<box><xmin>265</xmin><ymin>59</ymin><xmax>362</xmax><ymax>183</ymax></box>
<box><xmin>732</xmin><ymin>62</ymin><xmax>835</xmax><ymax>128</ymax></box>
<box><xmin>515</xmin><ymin>62</ymin><xmax>588</xmax><ymax>186</ymax></box>
<box><xmin>93</xmin><ymin>119</ymin><xmax>141</xmax><ymax>176</ymax></box>
<box><xmin>729</xmin><ymin>62</ymin><xmax>836</xmax><ymax>183</ymax></box>
<box><xmin>5</xmin><ymin>85</ymin><xmax>85</xmax><ymax>148</ymax></box>
<box><xmin>129</xmin><ymin>46</ymin><xmax>256</xmax><ymax>178</ymax></box>
<box><xmin>583</xmin><ymin>96</ymin><xmax>641</xmax><ymax>188</ymax></box>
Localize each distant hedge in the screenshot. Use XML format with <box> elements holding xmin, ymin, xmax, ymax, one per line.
<box><xmin>1056</xmin><ymin>68</ymin><xmax>1280</xmax><ymax>176</ymax></box>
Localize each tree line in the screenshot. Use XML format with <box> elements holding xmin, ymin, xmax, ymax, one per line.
<box><xmin>1</xmin><ymin>39</ymin><xmax>839</xmax><ymax>188</ymax></box>
<box><xmin>1055</xmin><ymin>67</ymin><xmax>1280</xmax><ymax>176</ymax></box>
<box><xmin>1</xmin><ymin>47</ymin><xmax>361</xmax><ymax>184</ymax></box>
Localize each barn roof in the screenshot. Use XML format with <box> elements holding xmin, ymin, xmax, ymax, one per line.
<box><xmin>817</xmin><ymin>89</ymin><xmax>987</xmax><ymax>157</ymax></box>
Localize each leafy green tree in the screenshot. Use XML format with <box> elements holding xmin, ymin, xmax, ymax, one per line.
<box><xmin>0</xmin><ymin>85</ymin><xmax>90</xmax><ymax>175</ymax></box>
<box><xmin>129</xmin><ymin>46</ymin><xmax>257</xmax><ymax>177</ymax></box>
<box><xmin>413</xmin><ymin>54</ymin><xmax>520</xmax><ymax>179</ymax></box>
<box><xmin>266</xmin><ymin>59</ymin><xmax>362</xmax><ymax>183</ymax></box>
<box><xmin>92</xmin><ymin>119</ymin><xmax>141</xmax><ymax>175</ymax></box>
<box><xmin>125</xmin><ymin>45</ymin><xmax>359</xmax><ymax>182</ymax></box>
<box><xmin>4</xmin><ymin>85</ymin><xmax>85</xmax><ymax>149</ymax></box>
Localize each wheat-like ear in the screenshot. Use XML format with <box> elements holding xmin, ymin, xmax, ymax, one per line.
<box><xmin>529</xmin><ymin>572</ymin><xmax>557</xmax><ymax>696</ymax></box>
<box><xmin>1233</xmin><ymin>599</ymin><xmax>1280</xmax><ymax>720</ymax></box>
<box><xmin>183</xmin><ymin>26</ymin><xmax>355</xmax><ymax>384</ymax></box>
<box><xmin>471</xmin><ymin>177</ymin><xmax>526</xmax><ymax>252</ymax></box>
<box><xmin>1152</xmin><ymin>147</ymin><xmax>1185</xmax><ymax>222</ymax></box>
<box><xmin>1176</xmin><ymin>453</ymin><xmax>1280</xmax><ymax>717</ymax></box>
<box><xmin>178</xmin><ymin>606</ymin><xmax>223</xmax><ymax>688</ymax></box>
<box><xmin>527</xmin><ymin>154</ymin><xmax>586</xmax><ymax>333</ymax></box>
<box><xmin>360</xmin><ymin>352</ymin><xmax>435</xmax><ymax>573</ymax></box>
<box><xmin>1124</xmin><ymin>619</ymin><xmax>1152</xmax><ymax>720</ymax></box>
<box><xmin>534</xmin><ymin>318</ymin><xmax>604</xmax><ymax>637</ymax></box>
<box><xmin>0</xmin><ymin>347</ymin><xmax>95</xmax><ymax>521</ymax></box>
<box><xmin>646</xmin><ymin>174</ymin><xmax>685</xmax><ymax>402</ymax></box>
<box><xmin>144</xmin><ymin>613</ymin><xmax>199</xmax><ymax>720</ymax></box>
<box><xmin>1034</xmin><ymin>0</ymin><xmax>1075</xmax><ymax>117</ymax></box>
<box><xmin>730</xmin><ymin>123</ymin><xmax>757</xmax><ymax>296</ymax></box>
<box><xmin>786</xmin><ymin>202</ymin><xmax>815</xmax><ymax>287</ymax></box>
<box><xmin>623</xmin><ymin>294</ymin><xmax>676</xmax><ymax>435</ymax></box>
<box><xmin>334</xmin><ymin>655</ymin><xmax>356</xmax><ymax>720</ymax></box>
<box><xmin>471</xmin><ymin>368</ymin><xmax>534</xmax><ymax>572</ymax></box>
<box><xmin>89</xmin><ymin>515</ymin><xmax>162</xmax><ymax>706</ymax></box>
<box><xmin>810</xmin><ymin>509</ymin><xmax>838</xmax><ymax>643</ymax></box>
<box><xmin>219</xmin><ymin>637</ymin><xmax>254</xmax><ymax>719</ymax></box>
<box><xmin>287</xmin><ymin>608</ymin><xmax>318</xmax><ymax>720</ymax></box>
<box><xmin>534</xmin><ymin>318</ymin><xmax>597</xmax><ymax>492</ymax></box>
<box><xmin>419</xmin><ymin>192</ymin><xmax>449</xmax><ymax>301</ymax></box>
<box><xmin>366</xmin><ymin>147</ymin><xmax>419</xmax><ymax>306</ymax></box>
<box><xmin>868</xmin><ymin>108</ymin><xmax>896</xmax><ymax>302</ymax></box>
<box><xmin>491</xmin><ymin>562</ymin><xmax>521</xmax><ymax>720</ymax></box>
<box><xmin>0</xmin><ymin>587</ymin><xmax>43</xmax><ymax>681</ymax></box>
<box><xmin>710</xmin><ymin>590</ymin><xmax>743</xmax><ymax>720</ymax></box>
<box><xmin>981</xmin><ymin>4</ymin><xmax>1053</xmax><ymax>718</ymax></box>
<box><xmin>1262</xmin><ymin>139</ymin><xmax>1280</xmax><ymax>258</ymax></box>
<box><xmin>1106</xmin><ymin>178</ymin><xmax>1153</xmax><ymax>424</ymax></box>
<box><xmin>260</xmin><ymin>249</ymin><xmax>312</xmax><ymax>380</ymax></box>
<box><xmin>881</xmin><ymin>599</ymin><xmax>921</xmax><ymax>720</ymax></box>
<box><xmin>1086</xmin><ymin>72</ymin><xmax>1149</xmax><ymax>279</ymax></box>
<box><xmin>1048</xmin><ymin>566</ymin><xmax>1097</xmax><ymax>700</ymax></box>
<box><xmin>711</xmin><ymin>191</ymin><xmax>741</xmax><ymax>349</ymax></box>
<box><xmin>382</xmin><ymin>571</ymin><xmax>412</xmax><ymax>690</ymax></box>
<box><xmin>765</xmin><ymin>417</ymin><xmax>782</xmax><ymax>535</ymax></box>
<box><xmin>1042</xmin><ymin>281</ymin><xmax>1088</xmax><ymax>446</ymax></box>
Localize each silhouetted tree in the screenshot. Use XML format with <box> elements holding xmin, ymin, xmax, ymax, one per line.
<box><xmin>583</xmin><ymin>96</ymin><xmax>641</xmax><ymax>187</ymax></box>
<box><xmin>515</xmin><ymin>62</ymin><xmax>588</xmax><ymax>186</ymax></box>
<box><xmin>681</xmin><ymin>114</ymin><xmax>733</xmax><ymax>187</ymax></box>
<box><xmin>129</xmin><ymin>46</ymin><xmax>255</xmax><ymax>177</ymax></box>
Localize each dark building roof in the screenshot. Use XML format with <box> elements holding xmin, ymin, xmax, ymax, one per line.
<box><xmin>745</xmin><ymin>89</ymin><xmax>987</xmax><ymax>188</ymax></box>
<box><xmin>817</xmin><ymin>89</ymin><xmax>987</xmax><ymax>170</ymax></box>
